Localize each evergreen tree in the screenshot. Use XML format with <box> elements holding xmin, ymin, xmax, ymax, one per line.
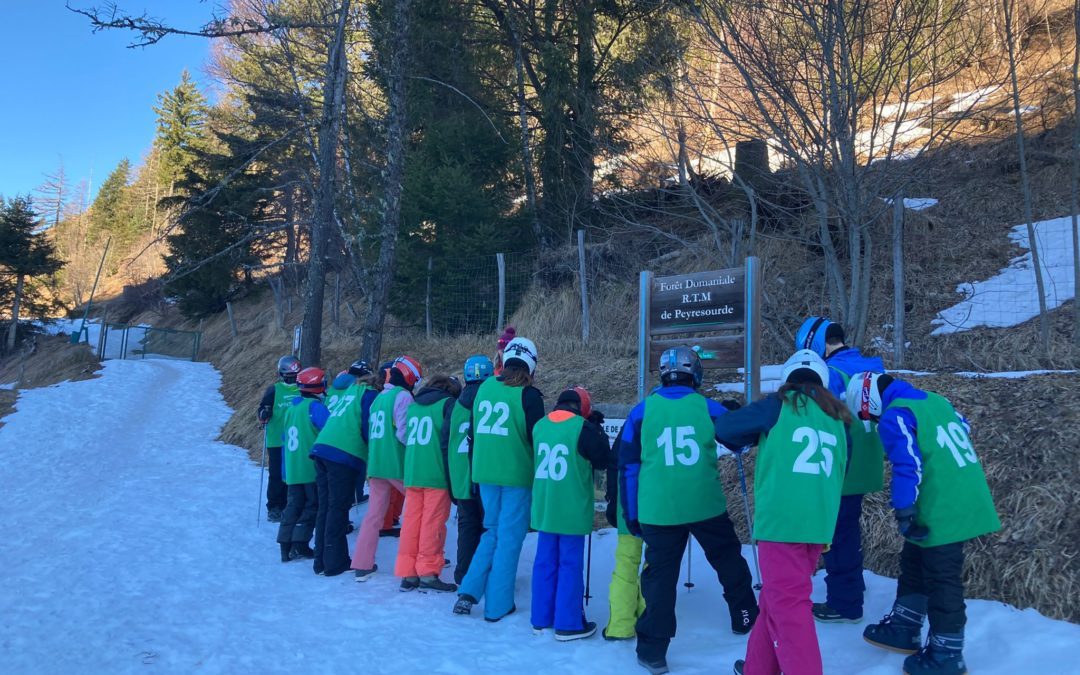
<box><xmin>153</xmin><ymin>70</ymin><xmax>210</xmax><ymax>195</ymax></box>
<box><xmin>0</xmin><ymin>197</ymin><xmax>64</xmax><ymax>352</ymax></box>
<box><xmin>89</xmin><ymin>158</ymin><xmax>136</xmax><ymax>248</ymax></box>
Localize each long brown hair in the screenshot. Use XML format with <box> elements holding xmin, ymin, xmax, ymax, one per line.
<box><xmin>777</xmin><ymin>382</ymin><xmax>852</xmax><ymax>423</ymax></box>
<box><xmin>500</xmin><ymin>362</ymin><xmax>533</xmax><ymax>388</ymax></box>
<box><xmin>422</xmin><ymin>374</ymin><xmax>462</xmax><ymax>397</ymax></box>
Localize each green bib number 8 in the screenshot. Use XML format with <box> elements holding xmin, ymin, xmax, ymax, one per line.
<box><xmin>286</xmin><ymin>426</ymin><xmax>300</xmax><ymax>452</ymax></box>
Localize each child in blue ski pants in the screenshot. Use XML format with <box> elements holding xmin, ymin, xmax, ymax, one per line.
<box><xmin>459</xmin><ymin>484</ymin><xmax>531</xmax><ymax>620</ymax></box>
<box><xmin>531</xmin><ymin>532</ymin><xmax>586</xmax><ymax>631</ymax></box>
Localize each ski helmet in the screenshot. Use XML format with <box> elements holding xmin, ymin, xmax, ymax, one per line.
<box><xmin>502</xmin><ymin>337</ymin><xmax>538</xmax><ymax>375</ymax></box>
<box><xmin>348</xmin><ymin>359</ymin><xmax>372</xmax><ymax>377</ymax></box>
<box><xmin>845</xmin><ymin>371</ymin><xmax>892</xmax><ymax>421</ymax></box>
<box><xmin>463</xmin><ymin>354</ymin><xmax>494</xmax><ymax>383</ymax></box>
<box><xmin>794</xmin><ymin>317</ymin><xmax>835</xmax><ymax>357</ymax></box>
<box><xmin>297</xmin><ymin>367</ymin><xmax>327</xmax><ymax>395</ymax></box>
<box><xmin>780</xmin><ymin>349</ymin><xmax>830</xmax><ymax>387</ymax></box>
<box><xmin>393</xmin><ymin>355</ymin><xmax>423</xmax><ymax>387</ymax></box>
<box><xmin>277</xmin><ymin>355</ymin><xmax>301</xmax><ymax>382</ymax></box>
<box><xmin>658</xmin><ymin>346</ymin><xmax>703</xmax><ymax>387</ymax></box>
<box><xmin>557</xmin><ymin>386</ymin><xmax>592</xmax><ymax>418</ymax></box>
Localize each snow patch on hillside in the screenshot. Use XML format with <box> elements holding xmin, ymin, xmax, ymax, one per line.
<box><xmin>932</xmin><ymin>215</ymin><xmax>1078</xmax><ymax>335</ymax></box>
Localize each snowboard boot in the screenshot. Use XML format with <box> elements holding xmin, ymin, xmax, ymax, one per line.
<box><xmin>636</xmin><ymin>656</ymin><xmax>670</xmax><ymax>675</ymax></box>
<box><xmin>267</xmin><ymin>508</ymin><xmax>283</xmax><ymax>523</ymax></box>
<box><xmin>353</xmin><ymin>564</ymin><xmax>378</xmax><ymax>582</ymax></box>
<box><xmin>419</xmin><ymin>575</ymin><xmax>458</xmax><ymax>593</ymax></box>
<box><xmin>279</xmin><ymin>543</ymin><xmax>292</xmax><ymax>563</ymax></box>
<box><xmin>453</xmin><ymin>594</ymin><xmax>477</xmax><ymax>615</ymax></box>
<box><xmin>730</xmin><ymin>604</ymin><xmax>758</xmax><ymax>635</ymax></box>
<box><xmin>289</xmin><ymin>543</ymin><xmax>315</xmax><ymax>560</ymax></box>
<box><xmin>733</xmin><ymin>660</ymin><xmax>745</xmax><ymax>675</ymax></box>
<box><xmin>813</xmin><ymin>602</ymin><xmax>863</xmax><ymax>624</ymax></box>
<box><xmin>864</xmin><ymin>596</ymin><xmax>926</xmax><ymax>655</ymax></box>
<box><xmin>903</xmin><ymin>633</ymin><xmax>967</xmax><ymax>675</ymax></box>
<box><xmin>555</xmin><ymin>621</ymin><xmax>597</xmax><ymax>642</ymax></box>
<box><xmin>400</xmin><ymin>577</ymin><xmax>420</xmax><ymax>592</ymax></box>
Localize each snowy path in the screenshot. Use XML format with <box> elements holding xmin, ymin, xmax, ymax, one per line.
<box><xmin>1</xmin><ymin>360</ymin><xmax>1077</xmax><ymax>674</ymax></box>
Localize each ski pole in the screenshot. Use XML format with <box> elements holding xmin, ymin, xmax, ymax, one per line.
<box><xmin>735</xmin><ymin>451</ymin><xmax>762</xmax><ymax>590</ymax></box>
<box><xmin>585</xmin><ymin>530</ymin><xmax>593</xmax><ymax>606</ymax></box>
<box><xmin>257</xmin><ymin>441</ymin><xmax>267</xmax><ymax>528</ymax></box>
<box><xmin>684</xmin><ymin>541</ymin><xmax>695</xmax><ymax>591</ymax></box>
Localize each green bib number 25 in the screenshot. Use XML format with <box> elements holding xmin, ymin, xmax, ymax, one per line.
<box><xmin>791</xmin><ymin>426</ymin><xmax>837</xmax><ymax>477</ymax></box>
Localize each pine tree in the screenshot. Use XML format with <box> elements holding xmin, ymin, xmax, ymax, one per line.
<box><xmin>0</xmin><ymin>197</ymin><xmax>64</xmax><ymax>352</ymax></box>
<box><xmin>88</xmin><ymin>158</ymin><xmax>139</xmax><ymax>267</ymax></box>
<box><xmin>153</xmin><ymin>71</ymin><xmax>210</xmax><ymax>196</ymax></box>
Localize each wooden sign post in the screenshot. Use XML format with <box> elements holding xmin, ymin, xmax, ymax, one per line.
<box><xmin>637</xmin><ymin>257</ymin><xmax>762</xmax><ymax>402</ymax></box>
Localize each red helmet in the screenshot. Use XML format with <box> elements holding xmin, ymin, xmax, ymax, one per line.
<box><xmin>393</xmin><ymin>355</ymin><xmax>423</xmax><ymax>388</ymax></box>
<box><xmin>558</xmin><ymin>385</ymin><xmax>592</xmax><ymax>418</ymax></box>
<box><xmin>297</xmin><ymin>367</ymin><xmax>327</xmax><ymax>394</ymax></box>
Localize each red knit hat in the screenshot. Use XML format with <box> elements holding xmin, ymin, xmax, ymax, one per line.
<box><xmin>497</xmin><ymin>326</ymin><xmax>516</xmax><ymax>350</ymax></box>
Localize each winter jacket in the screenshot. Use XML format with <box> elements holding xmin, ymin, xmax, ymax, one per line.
<box><xmin>617</xmin><ymin>385</ymin><xmax>732</xmax><ymax>528</ymax></box>
<box><xmin>310</xmin><ymin>382</ymin><xmax>379</xmax><ymax>471</ymax></box>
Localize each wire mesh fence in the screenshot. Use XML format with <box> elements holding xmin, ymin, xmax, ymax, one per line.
<box><xmin>99</xmin><ymin>324</ymin><xmax>201</xmax><ymax>361</ymax></box>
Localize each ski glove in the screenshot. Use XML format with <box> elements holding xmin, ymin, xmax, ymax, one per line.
<box><xmin>257</xmin><ymin>405</ymin><xmax>272</xmax><ymax>423</ymax></box>
<box><xmin>895</xmin><ymin>507</ymin><xmax>930</xmax><ymax>542</ymax></box>
<box><xmin>626</xmin><ymin>518</ymin><xmax>643</xmax><ymax>538</ymax></box>
<box><xmin>721</xmin><ymin>399</ymin><xmax>742</xmax><ymax>411</ymax></box>
<box><xmin>588</xmin><ymin>409</ymin><xmax>605</xmax><ymax>426</ymax></box>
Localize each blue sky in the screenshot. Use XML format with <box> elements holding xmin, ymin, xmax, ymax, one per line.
<box><xmin>0</xmin><ymin>2</ymin><xmax>219</xmax><ymax>204</ymax></box>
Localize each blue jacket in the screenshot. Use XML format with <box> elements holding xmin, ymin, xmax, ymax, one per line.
<box><xmin>617</xmin><ymin>385</ymin><xmax>731</xmax><ymax>525</ymax></box>
<box><xmin>712</xmin><ymin>394</ymin><xmax>785</xmax><ymax>450</ymax></box>
<box><xmin>878</xmin><ymin>379</ymin><xmax>970</xmax><ymax>511</ymax></box>
<box><xmin>309</xmin><ymin>387</ymin><xmax>379</xmax><ymax>471</ymax></box>
<box><xmin>825</xmin><ymin>347</ymin><xmax>885</xmax><ymax>399</ymax></box>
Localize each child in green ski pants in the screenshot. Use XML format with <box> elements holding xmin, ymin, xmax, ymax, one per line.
<box><xmin>604</xmin><ymin>432</ymin><xmax>645</xmax><ymax>640</ymax></box>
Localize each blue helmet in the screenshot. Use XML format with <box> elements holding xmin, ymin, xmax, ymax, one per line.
<box><xmin>795</xmin><ymin>316</ymin><xmax>836</xmax><ymax>357</ymax></box>
<box><xmin>463</xmin><ymin>354</ymin><xmax>495</xmax><ymax>383</ymax></box>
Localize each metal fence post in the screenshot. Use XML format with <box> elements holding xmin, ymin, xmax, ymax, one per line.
<box><xmin>425</xmin><ymin>256</ymin><xmax>433</xmax><ymax>338</ymax></box>
<box><xmin>744</xmin><ymin>257</ymin><xmax>762</xmax><ymax>402</ymax></box>
<box><xmin>637</xmin><ymin>271</ymin><xmax>652</xmax><ymax>402</ymax></box>
<box><xmin>893</xmin><ymin>193</ymin><xmax>906</xmax><ymax>367</ymax></box>
<box><xmin>578</xmin><ymin>229</ymin><xmax>590</xmax><ymax>343</ymax></box>
<box><xmin>496</xmin><ymin>253</ymin><xmax>506</xmax><ymax>331</ymax></box>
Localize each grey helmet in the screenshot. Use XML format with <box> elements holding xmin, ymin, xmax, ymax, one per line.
<box><xmin>658</xmin><ymin>346</ymin><xmax>704</xmax><ymax>387</ymax></box>
<box><xmin>277</xmin><ymin>355</ymin><xmax>301</xmax><ymax>382</ymax></box>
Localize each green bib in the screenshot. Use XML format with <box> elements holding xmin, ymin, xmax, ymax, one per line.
<box><xmin>314</xmin><ymin>383</ymin><xmax>372</xmax><ymax>461</ymax></box>
<box><xmin>471</xmin><ymin>378</ymin><xmax>532</xmax><ymax>488</ymax></box>
<box><xmin>831</xmin><ymin>368</ymin><xmax>885</xmax><ymax>495</ymax></box>
<box><xmin>324</xmin><ymin>385</ymin><xmax>348</xmax><ymax>416</ymax></box>
<box><xmin>281</xmin><ymin>397</ymin><xmax>318</xmax><ymax>485</ymax></box>
<box><xmin>367</xmin><ymin>387</ymin><xmax>406</xmax><ymax>480</ymax></box>
<box><xmin>638</xmin><ymin>392</ymin><xmax>727</xmax><ymax>526</ymax></box>
<box><xmin>887</xmin><ymin>393</ymin><xmax>1001</xmax><ymax>547</ymax></box>
<box><xmin>531</xmin><ymin>413</ymin><xmax>593</xmax><ymax>535</ymax></box>
<box><xmin>264</xmin><ymin>381</ymin><xmax>299</xmax><ymax>448</ymax></box>
<box><xmin>404</xmin><ymin>399</ymin><xmax>450</xmax><ymax>489</ymax></box>
<box><xmin>753</xmin><ymin>393</ymin><xmax>847</xmax><ymax>544</ymax></box>
<box><xmin>448</xmin><ymin>400</ymin><xmax>475</xmax><ymax>500</ymax></box>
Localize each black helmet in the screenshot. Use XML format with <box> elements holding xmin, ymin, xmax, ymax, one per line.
<box><xmin>277</xmin><ymin>355</ymin><xmax>301</xmax><ymax>383</ymax></box>
<box><xmin>348</xmin><ymin>359</ymin><xmax>372</xmax><ymax>377</ymax></box>
<box><xmin>658</xmin><ymin>346</ymin><xmax>704</xmax><ymax>387</ymax></box>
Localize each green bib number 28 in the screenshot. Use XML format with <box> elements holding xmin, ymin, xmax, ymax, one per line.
<box><xmin>370</xmin><ymin>410</ymin><xmax>387</xmax><ymax>440</ymax></box>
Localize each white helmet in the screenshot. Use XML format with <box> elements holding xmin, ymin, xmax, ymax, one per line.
<box><xmin>502</xmin><ymin>337</ymin><xmax>538</xmax><ymax>375</ymax></box>
<box><xmin>845</xmin><ymin>371</ymin><xmax>885</xmax><ymax>421</ymax></box>
<box><xmin>780</xmin><ymin>349</ymin><xmax>829</xmax><ymax>387</ymax></box>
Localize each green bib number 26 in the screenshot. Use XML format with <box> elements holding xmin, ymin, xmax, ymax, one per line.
<box><xmin>535</xmin><ymin>443</ymin><xmax>570</xmax><ymax>481</ymax></box>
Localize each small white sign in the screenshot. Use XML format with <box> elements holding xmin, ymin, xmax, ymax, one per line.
<box><xmin>292</xmin><ymin>325</ymin><xmax>302</xmax><ymax>357</ymax></box>
<box><xmin>602</xmin><ymin>418</ymin><xmax>626</xmax><ymax>446</ymax></box>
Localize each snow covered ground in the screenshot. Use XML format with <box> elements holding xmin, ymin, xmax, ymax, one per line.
<box><xmin>933</xmin><ymin>215</ymin><xmax>1078</xmax><ymax>335</ymax></box>
<box><xmin>1</xmin><ymin>360</ymin><xmax>1077</xmax><ymax>674</ymax></box>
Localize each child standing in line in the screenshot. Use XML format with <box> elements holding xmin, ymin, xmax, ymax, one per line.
<box><xmin>396</xmin><ymin>375</ymin><xmax>462</xmax><ymax>592</ymax></box>
<box><xmin>493</xmin><ymin>326</ymin><xmax>515</xmax><ymax>376</ymax></box>
<box><xmin>618</xmin><ymin>346</ymin><xmax>758</xmax><ymax>675</ymax></box>
<box><xmin>277</xmin><ymin>367</ymin><xmax>330</xmax><ymax>562</ymax></box>
<box><xmin>257</xmin><ymin>355</ymin><xmax>301</xmax><ymax>522</ymax></box>
<box><xmin>454</xmin><ymin>337</ymin><xmax>545</xmax><ymax>622</ymax></box>
<box><xmin>603</xmin><ymin>427</ymin><xmax>647</xmax><ymax>641</ymax></box>
<box><xmin>351</xmin><ymin>356</ymin><xmax>423</xmax><ymax>581</ymax></box>
<box><xmin>846</xmin><ymin>372</ymin><xmax>1000</xmax><ymax>675</ymax></box>
<box><xmin>310</xmin><ymin>360</ymin><xmax>379</xmax><ymax>576</ymax></box>
<box><xmin>714</xmin><ymin>350</ymin><xmax>850</xmax><ymax>675</ymax></box>
<box><xmin>529</xmin><ymin>387</ymin><xmax>609</xmax><ymax>641</ymax></box>
<box><xmin>441</xmin><ymin>355</ymin><xmax>494</xmax><ymax>585</ymax></box>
